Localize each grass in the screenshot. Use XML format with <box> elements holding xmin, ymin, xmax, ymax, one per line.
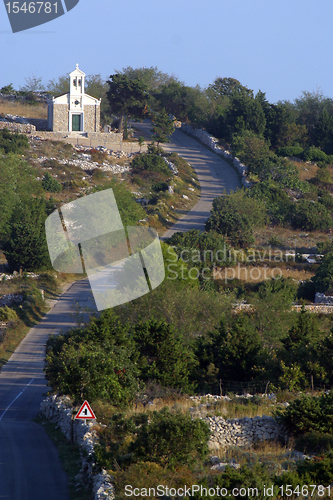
<box><xmin>216</xmin><ymin>440</ymin><xmax>298</xmax><ymax>476</ymax></box>
<box><xmin>35</xmin><ymin>415</ymin><xmax>93</xmax><ymax>500</ymax></box>
<box><xmin>214</xmin><ymin>262</ymin><xmax>315</xmax><ymax>284</ymax></box>
<box><xmin>0</xmin><ymin>100</ymin><xmax>47</xmax><ymax>119</ymax></box>
<box><xmin>0</xmin><ymin>271</ymin><xmax>81</xmax><ymax>370</ymax></box>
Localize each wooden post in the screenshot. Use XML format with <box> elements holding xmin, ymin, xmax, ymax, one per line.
<box><xmin>311</xmin><ymin>375</ymin><xmax>314</xmax><ymax>391</ymax></box>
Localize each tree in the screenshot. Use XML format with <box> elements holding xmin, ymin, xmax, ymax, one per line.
<box><xmin>138</xmin><ymin>136</ymin><xmax>145</xmax><ymax>152</ymax></box>
<box><xmin>45</xmin><ymin>310</ymin><xmax>139</xmax><ymax>405</ymax></box>
<box><xmin>106</xmin><ymin>74</ymin><xmax>149</xmax><ymax>135</ymax></box>
<box><xmin>132</xmin><ymin>319</ymin><xmax>197</xmax><ymax>391</ymax></box>
<box><xmin>155</xmin><ymin>81</ymin><xmax>209</xmax><ymax>124</ymax></box>
<box><xmin>313</xmin><ymin>252</ymin><xmax>333</xmax><ymax>294</ymax></box>
<box><xmin>47</xmin><ymin>74</ymin><xmax>70</xmax><ymax>96</ymax></box>
<box><xmin>249</xmin><ymin>278</ymin><xmax>297</xmax><ymax>349</ymax></box>
<box><xmin>119</xmin><ymin>66</ymin><xmax>173</xmax><ymax>91</ymax></box>
<box><xmin>195</xmin><ymin>314</ymin><xmax>262</xmax><ymax>383</ymax></box>
<box><xmin>314</xmin><ymin>108</ymin><xmax>333</xmax><ymax>154</ymax></box>
<box><xmin>151</xmin><ymin>109</ymin><xmax>175</xmax><ymax>144</ymax></box>
<box><xmin>0</xmin><ymin>154</ymin><xmax>42</xmax><ymax>238</ymax></box>
<box><xmin>20</xmin><ymin>75</ymin><xmax>44</xmax><ymax>93</ymax></box>
<box><xmin>3</xmin><ymin>198</ymin><xmax>51</xmax><ymax>272</ymax></box>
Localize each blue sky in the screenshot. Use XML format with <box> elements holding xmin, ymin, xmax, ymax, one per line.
<box><xmin>1</xmin><ymin>0</ymin><xmax>332</xmax><ymax>104</ymax></box>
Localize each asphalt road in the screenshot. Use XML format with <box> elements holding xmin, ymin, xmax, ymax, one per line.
<box><xmin>0</xmin><ymin>280</ymin><xmax>96</xmax><ymax>499</ymax></box>
<box><xmin>132</xmin><ymin>122</ymin><xmax>240</xmax><ymax>238</ymax></box>
<box><xmin>0</xmin><ymin>125</ymin><xmax>240</xmax><ymax>498</ymax></box>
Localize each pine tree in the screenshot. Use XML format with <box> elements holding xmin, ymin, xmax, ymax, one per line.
<box><xmin>4</xmin><ymin>198</ymin><xmax>51</xmax><ymax>271</ymax></box>
<box><xmin>151</xmin><ymin>109</ymin><xmax>175</xmax><ymax>144</ymax></box>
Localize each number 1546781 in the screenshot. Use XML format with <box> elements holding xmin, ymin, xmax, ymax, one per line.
<box><xmin>5</xmin><ymin>2</ymin><xmax>58</xmax><ymax>14</ymax></box>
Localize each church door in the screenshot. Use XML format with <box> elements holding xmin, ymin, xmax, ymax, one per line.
<box><xmin>72</xmin><ymin>114</ymin><xmax>81</xmax><ymax>131</ymax></box>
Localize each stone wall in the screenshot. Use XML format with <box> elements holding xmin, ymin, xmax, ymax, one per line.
<box><xmin>293</xmin><ymin>304</ymin><xmax>333</xmax><ymax>314</ymax></box>
<box><xmin>181</xmin><ymin>124</ymin><xmax>251</xmax><ymax>188</ymax></box>
<box><xmin>0</xmin><ymin>121</ymin><xmax>36</xmax><ymax>133</ymax></box>
<box><xmin>52</xmin><ymin>104</ymin><xmax>69</xmax><ymax>132</ymax></box>
<box><xmin>84</xmin><ymin>104</ymin><xmax>100</xmax><ymax>133</ymax></box>
<box><xmin>40</xmin><ymin>395</ymin><xmax>114</xmax><ymax>500</ymax></box>
<box><xmin>203</xmin><ymin>415</ymin><xmax>287</xmax><ymax>450</ymax></box>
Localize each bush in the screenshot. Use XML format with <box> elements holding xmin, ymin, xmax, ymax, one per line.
<box><xmin>249</xmin><ymin>181</ymin><xmax>292</xmax><ymax>224</ymax></box>
<box><xmin>0</xmin><ymin>128</ymin><xmax>29</xmax><ymax>154</ymax></box>
<box><xmin>131</xmin><ymin>153</ymin><xmax>170</xmax><ymax>175</ymax></box>
<box><xmin>131</xmin><ymin>408</ymin><xmax>210</xmax><ymax>469</ymax></box>
<box><xmin>276</xmin><ymin>145</ymin><xmax>304</xmax><ymax>157</ymax></box>
<box><xmin>0</xmin><ymin>306</ymin><xmax>18</xmax><ymax>322</ymax></box>
<box><xmin>275</xmin><ymin>392</ymin><xmax>333</xmax><ymax>434</ymax></box>
<box><xmin>205</xmin><ymin>190</ymin><xmax>267</xmax><ymax>247</ymax></box>
<box><xmin>302</xmin><ymin>147</ymin><xmax>329</xmax><ymax>163</ymax></box>
<box><xmin>152</xmin><ymin>181</ymin><xmax>168</xmax><ymax>192</ymax></box>
<box><xmin>291</xmin><ymin>199</ymin><xmax>332</xmax><ymax>231</ymax></box>
<box><xmin>42</xmin><ymin>172</ymin><xmax>62</xmax><ymax>193</ymax></box>
<box><xmin>166</xmin><ymin>229</ymin><xmax>233</xmax><ymax>270</ymax></box>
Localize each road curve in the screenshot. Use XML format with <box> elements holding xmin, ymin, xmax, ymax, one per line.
<box><xmin>0</xmin><ymin>280</ymin><xmax>97</xmax><ymax>499</ymax></box>
<box><xmin>132</xmin><ymin>122</ymin><xmax>241</xmax><ymax>238</ymax></box>
<box><xmin>0</xmin><ymin>123</ymin><xmax>240</xmax><ymax>498</ymax></box>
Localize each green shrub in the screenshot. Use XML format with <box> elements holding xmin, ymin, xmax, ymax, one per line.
<box><xmin>0</xmin><ymin>306</ymin><xmax>18</xmax><ymax>322</ymax></box>
<box><xmin>249</xmin><ymin>181</ymin><xmax>292</xmax><ymax>224</ymax></box>
<box><xmin>275</xmin><ymin>392</ymin><xmax>333</xmax><ymax>434</ymax></box>
<box><xmin>0</xmin><ymin>128</ymin><xmax>29</xmax><ymax>154</ymax></box>
<box><xmin>277</xmin><ymin>145</ymin><xmax>304</xmax><ymax>157</ymax></box>
<box><xmin>131</xmin><ymin>153</ymin><xmax>170</xmax><ymax>175</ymax></box>
<box><xmin>291</xmin><ymin>199</ymin><xmax>332</xmax><ymax>231</ymax></box>
<box><xmin>131</xmin><ymin>408</ymin><xmax>210</xmax><ymax>469</ymax></box>
<box><xmin>152</xmin><ymin>181</ymin><xmax>168</xmax><ymax>192</ymax></box>
<box><xmin>302</xmin><ymin>147</ymin><xmax>329</xmax><ymax>163</ymax></box>
<box><xmin>205</xmin><ymin>190</ymin><xmax>268</xmax><ymax>247</ymax></box>
<box><xmin>42</xmin><ymin>172</ymin><xmax>62</xmax><ymax>192</ymax></box>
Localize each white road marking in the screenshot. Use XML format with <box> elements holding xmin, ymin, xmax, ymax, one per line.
<box><xmin>0</xmin><ymin>378</ymin><xmax>34</xmax><ymax>422</ymax></box>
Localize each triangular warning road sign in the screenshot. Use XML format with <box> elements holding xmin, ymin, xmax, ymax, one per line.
<box><xmin>75</xmin><ymin>400</ymin><xmax>96</xmax><ymax>420</ymax></box>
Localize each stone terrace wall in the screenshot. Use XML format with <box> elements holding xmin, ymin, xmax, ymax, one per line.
<box><xmin>0</xmin><ymin>121</ymin><xmax>36</xmax><ymax>133</ymax></box>
<box><xmin>204</xmin><ymin>415</ymin><xmax>287</xmax><ymax>451</ymax></box>
<box><xmin>181</xmin><ymin>124</ymin><xmax>251</xmax><ymax>188</ymax></box>
<box><xmin>40</xmin><ymin>395</ymin><xmax>114</xmax><ymax>500</ymax></box>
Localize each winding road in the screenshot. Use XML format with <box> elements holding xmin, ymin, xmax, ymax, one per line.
<box><xmin>0</xmin><ymin>127</ymin><xmax>239</xmax><ymax>498</ymax></box>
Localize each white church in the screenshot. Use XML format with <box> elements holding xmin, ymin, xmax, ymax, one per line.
<box><xmin>47</xmin><ymin>64</ymin><xmax>101</xmax><ymax>133</ymax></box>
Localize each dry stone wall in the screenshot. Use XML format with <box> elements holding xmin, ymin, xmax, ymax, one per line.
<box><xmin>203</xmin><ymin>415</ymin><xmax>287</xmax><ymax>450</ymax></box>
<box><xmin>0</xmin><ymin>121</ymin><xmax>36</xmax><ymax>133</ymax></box>
<box><xmin>40</xmin><ymin>395</ymin><xmax>115</xmax><ymax>500</ymax></box>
